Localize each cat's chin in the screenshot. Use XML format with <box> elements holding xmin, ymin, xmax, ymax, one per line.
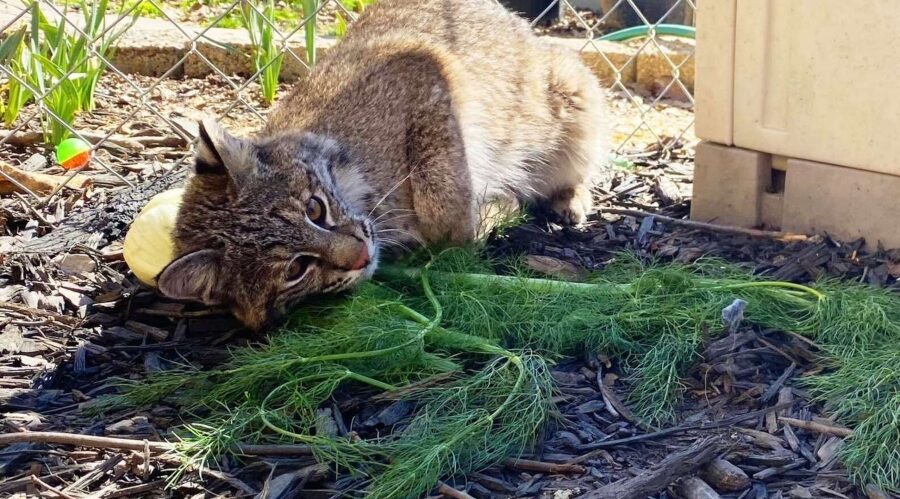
<box><xmin>357</xmin><ymin>240</ymin><xmax>379</xmax><ymax>282</ymax></box>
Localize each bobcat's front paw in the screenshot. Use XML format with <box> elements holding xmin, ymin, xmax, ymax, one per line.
<box><xmin>550</xmin><ymin>185</ymin><xmax>592</xmax><ymax>225</ymax></box>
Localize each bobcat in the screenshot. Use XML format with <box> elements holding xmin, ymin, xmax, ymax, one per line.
<box><xmin>157</xmin><ymin>0</ymin><xmax>611</xmax><ymax>330</ymax></box>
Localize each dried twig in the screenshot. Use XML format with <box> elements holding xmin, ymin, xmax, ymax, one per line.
<box><xmin>30</xmin><ymin>475</ymin><xmax>78</xmax><ymax>499</ymax></box>
<box><xmin>0</xmin><ymin>431</ymin><xmax>315</xmax><ymax>457</ymax></box>
<box><xmin>596</xmin><ymin>371</ymin><xmax>644</xmax><ymax>429</ymax></box>
<box><xmin>13</xmin><ymin>192</ymin><xmax>57</xmax><ymax>228</ymax></box>
<box><xmin>0</xmin><ymin>302</ymin><xmax>81</xmax><ymax>328</ymax></box>
<box><xmin>64</xmin><ymin>453</ymin><xmax>123</xmax><ymax>493</ymax></box>
<box><xmin>437</xmin><ymin>481</ymin><xmax>475</xmax><ymax>499</ymax></box>
<box><xmin>778</xmin><ymin>417</ymin><xmax>852</xmax><ymax>437</ymax></box>
<box><xmin>0</xmin><ymin>432</ymin><xmax>173</xmax><ymax>453</ymax></box>
<box><xmin>601</xmin><ymin>208</ymin><xmax>809</xmax><ymax>242</ymax></box>
<box><xmin>504</xmin><ymin>458</ymin><xmax>584</xmax><ymax>475</ymax></box>
<box><xmin>0</xmin><ymin>466</ymin><xmax>83</xmax><ymax>494</ymax></box>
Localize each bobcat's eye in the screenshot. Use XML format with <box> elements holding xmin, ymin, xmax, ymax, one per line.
<box><xmin>286</xmin><ymin>255</ymin><xmax>315</xmax><ymax>282</ymax></box>
<box><xmin>307</xmin><ymin>196</ymin><xmax>327</xmax><ymax>226</ymax></box>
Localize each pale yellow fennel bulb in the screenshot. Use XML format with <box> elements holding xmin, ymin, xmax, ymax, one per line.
<box><xmin>123</xmin><ymin>188</ymin><xmax>184</xmax><ymax>286</ymax></box>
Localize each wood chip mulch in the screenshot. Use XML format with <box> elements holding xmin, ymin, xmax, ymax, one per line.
<box><xmin>2</xmin><ymin>86</ymin><xmax>897</xmax><ymax>498</ymax></box>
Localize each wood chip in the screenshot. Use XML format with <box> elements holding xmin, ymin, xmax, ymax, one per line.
<box><xmin>700</xmin><ymin>458</ymin><xmax>751</xmax><ymax>492</ymax></box>
<box><xmin>53</xmin><ymin>254</ymin><xmax>97</xmax><ymax>274</ymax></box>
<box><xmin>123</xmin><ymin>321</ymin><xmax>170</xmax><ymax>342</ymax></box>
<box><xmin>816</xmin><ymin>436</ymin><xmax>844</xmax><ymax>466</ymax></box>
<box><xmin>676</xmin><ymin>477</ymin><xmax>722</xmax><ymax>499</ymax></box>
<box><xmin>736</xmin><ymin>428</ymin><xmax>787</xmax><ymax>452</ymax></box>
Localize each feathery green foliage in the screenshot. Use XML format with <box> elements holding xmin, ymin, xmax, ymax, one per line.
<box><xmin>98</xmin><ymin>249</ymin><xmax>900</xmax><ymax>495</ymax></box>
<box><xmin>805</xmin><ymin>339</ymin><xmax>900</xmax><ymax>489</ymax></box>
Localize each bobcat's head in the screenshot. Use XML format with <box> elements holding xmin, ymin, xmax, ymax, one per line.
<box><xmin>157</xmin><ymin>120</ymin><xmax>378</xmax><ymax>330</ymax></box>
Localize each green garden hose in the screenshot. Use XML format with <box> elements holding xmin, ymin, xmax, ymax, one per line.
<box><xmin>598</xmin><ymin>24</ymin><xmax>695</xmax><ymax>42</ymax></box>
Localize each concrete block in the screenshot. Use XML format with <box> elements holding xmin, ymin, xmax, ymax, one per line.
<box><xmin>183</xmin><ymin>26</ymin><xmax>269</xmax><ymax>79</ymax></box>
<box><xmin>692</xmin><ymin>141</ymin><xmax>900</xmax><ymax>249</ymax></box>
<box><xmin>111</xmin><ymin>19</ymin><xmax>187</xmax><ymax>78</ymax></box>
<box><xmin>690</xmin><ymin>141</ymin><xmax>769</xmax><ymax>228</ymax></box>
<box><xmin>782</xmin><ymin>158</ymin><xmax>900</xmax><ymax>249</ymax></box>
<box><xmin>635</xmin><ymin>37</ymin><xmax>695</xmax><ymax>93</ymax></box>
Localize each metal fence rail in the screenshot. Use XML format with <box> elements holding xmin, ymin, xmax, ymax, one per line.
<box><xmin>0</xmin><ymin>0</ymin><xmax>695</xmax><ymax>226</ymax></box>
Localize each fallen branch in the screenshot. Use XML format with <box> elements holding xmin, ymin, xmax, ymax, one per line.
<box><xmin>233</xmin><ymin>443</ymin><xmax>312</xmax><ymax>456</ymax></box>
<box><xmin>0</xmin><ymin>130</ymin><xmax>145</xmax><ymax>151</ymax></box>
<box><xmin>437</xmin><ymin>482</ymin><xmax>476</xmax><ymax>499</ymax></box>
<box><xmin>0</xmin><ymin>431</ymin><xmax>314</xmax><ymax>457</ymax></box>
<box><xmin>577</xmin><ymin>436</ymin><xmax>727</xmax><ymax>499</ymax></box>
<box><xmin>778</xmin><ymin>417</ymin><xmax>852</xmax><ymax>437</ymax></box>
<box><xmin>0</xmin><ymin>433</ymin><xmax>172</xmax><ymax>453</ymax></box>
<box><xmin>0</xmin><ymin>301</ymin><xmax>82</xmax><ymax>328</ymax></box>
<box><xmin>601</xmin><ymin>208</ymin><xmax>809</xmax><ymax>242</ymax></box>
<box><xmin>30</xmin><ymin>475</ymin><xmax>78</xmax><ymax>499</ymax></box>
<box><xmin>504</xmin><ymin>458</ymin><xmax>585</xmax><ymax>475</ymax></box>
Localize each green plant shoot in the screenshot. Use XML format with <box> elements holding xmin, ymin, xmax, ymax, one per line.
<box><xmin>0</xmin><ymin>27</ymin><xmax>29</xmax><ymax>127</ymax></box>
<box><xmin>5</xmin><ymin>0</ymin><xmax>136</xmax><ymax>143</ymax></box>
<box><xmin>301</xmin><ymin>0</ymin><xmax>317</xmax><ymax>65</ymax></box>
<box><xmin>240</xmin><ymin>0</ymin><xmax>284</xmax><ymax>105</ymax></box>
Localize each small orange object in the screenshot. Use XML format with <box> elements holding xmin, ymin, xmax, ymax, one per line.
<box><xmin>60</xmin><ymin>150</ymin><xmax>92</xmax><ymax>170</ymax></box>
<box><xmin>55</xmin><ymin>137</ymin><xmax>92</xmax><ymax>170</ymax></box>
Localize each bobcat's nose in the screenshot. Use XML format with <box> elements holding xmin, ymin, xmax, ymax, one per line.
<box><xmin>350</xmin><ymin>244</ymin><xmax>370</xmax><ymax>271</ymax></box>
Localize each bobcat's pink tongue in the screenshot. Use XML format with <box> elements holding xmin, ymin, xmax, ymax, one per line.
<box><xmin>351</xmin><ymin>245</ymin><xmax>370</xmax><ymax>271</ymax></box>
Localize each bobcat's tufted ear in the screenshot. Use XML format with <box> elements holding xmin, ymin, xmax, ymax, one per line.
<box><xmin>194</xmin><ymin>118</ymin><xmax>256</xmax><ymax>185</ymax></box>
<box><xmin>157</xmin><ymin>249</ymin><xmax>225</xmax><ymax>306</ymax></box>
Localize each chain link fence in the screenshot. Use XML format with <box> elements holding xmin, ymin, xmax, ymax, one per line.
<box><xmin>0</xmin><ymin>0</ymin><xmax>695</xmax><ymax>233</ymax></box>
